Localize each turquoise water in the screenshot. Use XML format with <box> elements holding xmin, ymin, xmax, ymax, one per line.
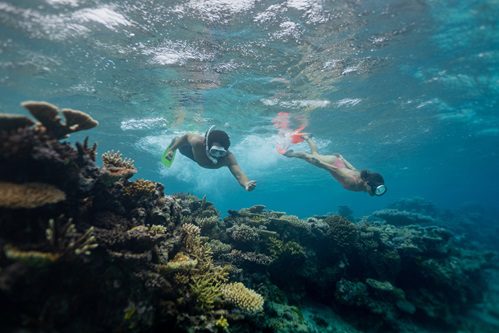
<box><xmin>1</xmin><ymin>0</ymin><xmax>498</xmax><ymax>218</ymax></box>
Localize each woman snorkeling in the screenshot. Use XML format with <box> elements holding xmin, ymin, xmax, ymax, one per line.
<box><xmin>283</xmin><ymin>135</ymin><xmax>386</xmax><ymax>196</ymax></box>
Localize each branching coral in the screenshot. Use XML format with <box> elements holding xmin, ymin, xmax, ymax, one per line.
<box><xmin>123</xmin><ymin>179</ymin><xmax>158</xmax><ymax>201</ymax></box>
<box><xmin>221</xmin><ymin>282</ymin><xmax>264</xmax><ymax>313</ymax></box>
<box><xmin>227</xmin><ymin>223</ymin><xmax>260</xmax><ymax>243</ymax></box>
<box><xmin>267</xmin><ymin>237</ymin><xmax>305</xmax><ymax>259</ymax></box>
<box><xmin>224</xmin><ymin>249</ymin><xmax>274</xmax><ymax>266</ymax></box>
<box><xmin>127</xmin><ymin>225</ymin><xmax>167</xmax><ymax>243</ymax></box>
<box><xmin>0</xmin><ymin>181</ymin><xmax>66</xmax><ymax>209</ymax></box>
<box><xmin>101</xmin><ymin>150</ymin><xmax>137</xmax><ymax>182</ymax></box>
<box><xmin>46</xmin><ymin>218</ymin><xmax>98</xmax><ymax>257</ymax></box>
<box><xmin>160</xmin><ymin>252</ymin><xmax>198</xmax><ymax>273</ymax></box>
<box><xmin>189</xmin><ymin>266</ymin><xmax>229</xmax><ymax>310</ymax></box>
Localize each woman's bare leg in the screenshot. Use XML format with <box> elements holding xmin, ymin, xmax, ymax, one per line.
<box><xmin>284</xmin><ymin>150</ymin><xmax>323</xmax><ymax>168</ymax></box>
<box><xmin>303</xmin><ymin>135</ymin><xmax>318</xmax><ymax>154</ymax></box>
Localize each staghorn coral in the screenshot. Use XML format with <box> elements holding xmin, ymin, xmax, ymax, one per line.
<box><xmin>221</xmin><ymin>282</ymin><xmax>264</xmax><ymax>313</ymax></box>
<box><xmin>0</xmin><ymin>181</ymin><xmax>66</xmax><ymax>209</ymax></box>
<box><xmin>46</xmin><ymin>218</ymin><xmax>98</xmax><ymax>257</ymax></box>
<box><xmin>195</xmin><ymin>216</ymin><xmax>219</xmax><ymax>231</ymax></box>
<box><xmin>189</xmin><ymin>266</ymin><xmax>229</xmax><ymax>310</ymax></box>
<box><xmin>21</xmin><ymin>101</ymin><xmax>98</xmax><ymax>139</ymax></box>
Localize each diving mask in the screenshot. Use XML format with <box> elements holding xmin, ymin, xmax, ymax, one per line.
<box><xmin>373</xmin><ymin>184</ymin><xmax>387</xmax><ymax>196</ymax></box>
<box><xmin>208</xmin><ymin>145</ymin><xmax>227</xmax><ymax>158</ymax></box>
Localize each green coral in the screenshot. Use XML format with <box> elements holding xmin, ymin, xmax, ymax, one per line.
<box><xmin>324</xmin><ymin>215</ymin><xmax>359</xmax><ymax>249</ymax></box>
<box><xmin>268</xmin><ymin>237</ymin><xmax>305</xmax><ymax>259</ymax></box>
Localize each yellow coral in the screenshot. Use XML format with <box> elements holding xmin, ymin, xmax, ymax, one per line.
<box><xmin>4</xmin><ymin>245</ymin><xmax>60</xmax><ymax>266</ymax></box>
<box><xmin>0</xmin><ymin>181</ymin><xmax>66</xmax><ymax>209</ymax></box>
<box><xmin>215</xmin><ymin>316</ymin><xmax>229</xmax><ymax>330</ymax></box>
<box><xmin>149</xmin><ymin>225</ymin><xmax>167</xmax><ymax>235</ymax></box>
<box><xmin>221</xmin><ymin>282</ymin><xmax>264</xmax><ymax>313</ymax></box>
<box><xmin>160</xmin><ymin>252</ymin><xmax>198</xmax><ymax>273</ymax></box>
<box><xmin>189</xmin><ymin>265</ymin><xmax>229</xmax><ymax>310</ymax></box>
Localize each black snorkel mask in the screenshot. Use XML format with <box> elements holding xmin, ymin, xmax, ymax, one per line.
<box><xmin>205</xmin><ymin>125</ymin><xmax>228</xmax><ymax>164</ymax></box>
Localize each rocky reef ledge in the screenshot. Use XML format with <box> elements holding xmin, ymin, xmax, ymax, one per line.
<box><xmin>0</xmin><ymin>102</ymin><xmax>497</xmax><ymax>333</ymax></box>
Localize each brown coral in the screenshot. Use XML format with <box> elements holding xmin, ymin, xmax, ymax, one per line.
<box><xmin>21</xmin><ymin>101</ymin><xmax>98</xmax><ymax>139</ymax></box>
<box><xmin>0</xmin><ymin>181</ymin><xmax>66</xmax><ymax>209</ymax></box>
<box><xmin>4</xmin><ymin>245</ymin><xmax>61</xmax><ymax>266</ymax></box>
<box><xmin>0</xmin><ymin>113</ymin><xmax>34</xmax><ymax>131</ymax></box>
<box><xmin>101</xmin><ymin>150</ymin><xmax>137</xmax><ymax>182</ymax></box>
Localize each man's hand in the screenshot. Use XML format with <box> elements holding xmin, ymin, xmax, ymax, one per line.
<box><xmin>244</xmin><ymin>180</ymin><xmax>257</xmax><ymax>191</ymax></box>
<box><xmin>166</xmin><ymin>149</ymin><xmax>175</xmax><ymax>159</ymax></box>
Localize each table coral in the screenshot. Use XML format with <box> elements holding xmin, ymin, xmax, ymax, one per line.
<box><xmin>0</xmin><ymin>181</ymin><xmax>66</xmax><ymax>209</ymax></box>
<box><xmin>21</xmin><ymin>101</ymin><xmax>98</xmax><ymax>139</ymax></box>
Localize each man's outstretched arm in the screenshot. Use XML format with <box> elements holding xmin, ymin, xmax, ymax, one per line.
<box><xmin>226</xmin><ymin>153</ymin><xmax>256</xmax><ymax>191</ymax></box>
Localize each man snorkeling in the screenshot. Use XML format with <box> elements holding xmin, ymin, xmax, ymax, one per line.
<box><xmin>164</xmin><ymin>126</ymin><xmax>257</xmax><ymax>191</ymax></box>
<box><xmin>283</xmin><ymin>135</ymin><xmax>386</xmax><ymax>196</ymax></box>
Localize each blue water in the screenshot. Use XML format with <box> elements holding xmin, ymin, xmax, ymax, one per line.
<box><xmin>1</xmin><ymin>0</ymin><xmax>498</xmax><ymax>218</ymax></box>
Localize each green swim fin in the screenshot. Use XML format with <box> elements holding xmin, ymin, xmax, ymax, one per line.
<box><xmin>161</xmin><ymin>146</ymin><xmax>176</xmax><ymax>168</ymax></box>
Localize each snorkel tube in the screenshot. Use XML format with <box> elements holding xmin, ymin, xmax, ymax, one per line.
<box><xmin>205</xmin><ymin>125</ymin><xmax>219</xmax><ymax>164</ymax></box>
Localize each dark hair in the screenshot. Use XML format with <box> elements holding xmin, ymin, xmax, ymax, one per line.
<box><xmin>360</xmin><ymin>170</ymin><xmax>384</xmax><ymax>188</ymax></box>
<box><xmin>208</xmin><ymin>129</ymin><xmax>230</xmax><ymax>149</ymax></box>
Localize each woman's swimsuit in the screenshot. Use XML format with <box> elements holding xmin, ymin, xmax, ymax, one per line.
<box><xmin>330</xmin><ymin>157</ymin><xmax>350</xmax><ymax>189</ymax></box>
<box><xmin>333</xmin><ymin>158</ymin><xmax>346</xmax><ymax>169</ymax></box>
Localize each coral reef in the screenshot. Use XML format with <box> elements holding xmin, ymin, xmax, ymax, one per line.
<box><xmin>0</xmin><ymin>102</ymin><xmax>497</xmax><ymax>333</ymax></box>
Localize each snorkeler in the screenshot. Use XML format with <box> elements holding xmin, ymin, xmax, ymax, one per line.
<box><xmin>283</xmin><ymin>135</ymin><xmax>386</xmax><ymax>196</ymax></box>
<box><xmin>163</xmin><ymin>126</ymin><xmax>257</xmax><ymax>191</ymax></box>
